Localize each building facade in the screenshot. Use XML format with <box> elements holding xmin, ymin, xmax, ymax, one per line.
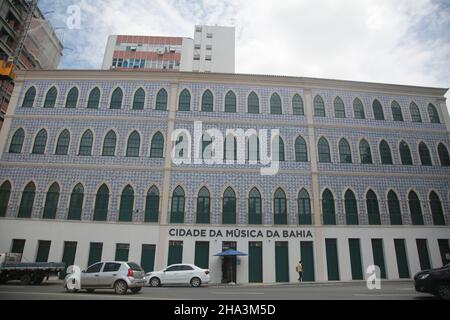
<box><xmin>0</xmin><ymin>69</ymin><xmax>449</xmax><ymax>284</ymax></box>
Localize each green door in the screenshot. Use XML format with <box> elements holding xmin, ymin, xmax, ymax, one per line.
<box><xmin>60</xmin><ymin>241</ymin><xmax>77</xmax><ymax>279</ymax></box>
<box><xmin>168</xmin><ymin>241</ymin><xmax>183</xmax><ymax>266</ymax></box>
<box><xmin>88</xmin><ymin>242</ymin><xmax>103</xmax><ymax>266</ymax></box>
<box><xmin>248</xmin><ymin>242</ymin><xmax>263</xmax><ymax>283</ymax></box>
<box><xmin>371</xmin><ymin>239</ymin><xmax>386</xmax><ymax>279</ymax></box>
<box><xmin>348</xmin><ymin>239</ymin><xmax>363</xmax><ymax>280</ymax></box>
<box><xmin>141</xmin><ymin>244</ymin><xmax>156</xmax><ymax>272</ymax></box>
<box><xmin>275</xmin><ymin>242</ymin><xmax>289</xmax><ymax>282</ymax></box>
<box><xmin>438</xmin><ymin>239</ymin><xmax>450</xmax><ymax>266</ymax></box>
<box><xmin>394</xmin><ymin>239</ymin><xmax>410</xmax><ymax>278</ymax></box>
<box><xmin>194</xmin><ymin>241</ymin><xmax>210</xmax><ymax>269</ymax></box>
<box><xmin>115</xmin><ymin>243</ymin><xmax>129</xmax><ymax>261</ymax></box>
<box><xmin>416</xmin><ymin>239</ymin><xmax>431</xmax><ymax>270</ymax></box>
<box><xmin>11</xmin><ymin>239</ymin><xmax>25</xmax><ymax>255</ymax></box>
<box><xmin>300</xmin><ymin>241</ymin><xmax>315</xmax><ymax>281</ymax></box>
<box><xmin>36</xmin><ymin>241</ymin><xmax>51</xmax><ymax>262</ymax></box>
<box><xmin>325</xmin><ymin>239</ymin><xmax>340</xmax><ymax>281</ymax></box>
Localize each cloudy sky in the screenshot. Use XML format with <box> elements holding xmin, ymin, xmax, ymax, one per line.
<box><xmin>39</xmin><ymin>0</ymin><xmax>449</xmax><ymax>98</ymax></box>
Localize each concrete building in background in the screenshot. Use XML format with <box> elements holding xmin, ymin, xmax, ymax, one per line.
<box><xmin>102</xmin><ymin>25</ymin><xmax>235</xmax><ymax>73</ymax></box>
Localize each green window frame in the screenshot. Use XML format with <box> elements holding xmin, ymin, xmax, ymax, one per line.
<box><xmin>196</xmin><ymin>187</ymin><xmax>211</xmax><ymax>224</ymax></box>
<box><xmin>224</xmin><ymin>90</ymin><xmax>236</xmax><ymax>113</ymax></box>
<box><xmin>43</xmin><ymin>86</ymin><xmax>57</xmax><ymax>108</ymax></box>
<box><xmin>132</xmin><ymin>88</ymin><xmax>145</xmax><ymax>110</ymax></box>
<box><xmin>273</xmin><ymin>136</ymin><xmax>285</xmax><ymax>161</ymax></box>
<box><xmin>145</xmin><ymin>186</ymin><xmax>159</xmax><ymax>223</ymax></box>
<box><xmin>194</xmin><ymin>241</ymin><xmax>210</xmax><ymax>269</ymax></box>
<box><xmin>391</xmin><ymin>100</ymin><xmax>403</xmax><ymax>121</ymax></box>
<box><xmin>292</xmin><ymin>94</ymin><xmax>304</xmax><ymax>115</ymax></box>
<box><xmin>42</xmin><ymin>182</ymin><xmax>60</xmax><ymax>219</ymax></box>
<box><xmin>65</xmin><ymin>87</ymin><xmax>79</xmax><ymax>108</ymax></box>
<box><xmin>201</xmin><ymin>90</ymin><xmax>213</xmax><ymax>112</ymax></box>
<box><xmin>155</xmin><ymin>88</ymin><xmax>168</xmax><ymax>110</ymax></box>
<box><xmin>93</xmin><ymin>184</ymin><xmax>109</xmax><ymax>221</ymax></box>
<box><xmin>102</xmin><ymin>130</ymin><xmax>116</xmax><ymax>156</ymax></box>
<box><xmin>334</xmin><ymin>96</ymin><xmax>346</xmax><ymax>118</ymax></box>
<box><xmin>168</xmin><ymin>241</ymin><xmax>183</xmax><ymax>265</ymax></box>
<box><xmin>150</xmin><ymin>132</ymin><xmax>164</xmax><ymax>158</ymax></box>
<box><xmin>394</xmin><ymin>239</ymin><xmax>410</xmax><ymax>278</ymax></box>
<box><xmin>295</xmin><ymin>136</ymin><xmax>308</xmax><ymax>162</ymax></box>
<box><xmin>9</xmin><ymin>128</ymin><xmax>25</xmax><ymax>153</ymax></box>
<box><xmin>115</xmin><ymin>243</ymin><xmax>129</xmax><ymax>261</ymax></box>
<box><xmin>366</xmin><ymin>190</ymin><xmax>381</xmax><ymax>225</ymax></box>
<box><xmin>119</xmin><ymin>185</ymin><xmax>134</xmax><ymax>222</ymax></box>
<box><xmin>325</xmin><ymin>239</ymin><xmax>340</xmax><ymax>280</ymax></box>
<box><xmin>88</xmin><ymin>242</ymin><xmax>103</xmax><ymax>266</ymax></box>
<box><xmin>222</xmin><ymin>187</ymin><xmax>236</xmax><ymax>225</ymax></box>
<box><xmin>78</xmin><ymin>130</ymin><xmax>93</xmax><ymax>156</ymax></box>
<box><xmin>416</xmin><ymin>239</ymin><xmax>431</xmax><ymax>270</ymax></box>
<box><xmin>298</xmin><ymin>189</ymin><xmax>311</xmax><ymax>225</ymax></box>
<box><xmin>141</xmin><ymin>244</ymin><xmax>156</xmax><ymax>272</ymax></box>
<box><xmin>248</xmin><ymin>242</ymin><xmax>263</xmax><ymax>283</ymax></box>
<box><xmin>409</xmin><ymin>191</ymin><xmax>424</xmax><ymax>225</ymax></box>
<box><xmin>270</xmin><ymin>93</ymin><xmax>282</xmax><ymax>114</ymax></box>
<box><xmin>348</xmin><ymin>239</ymin><xmax>363</xmax><ymax>280</ymax></box>
<box><xmin>126</xmin><ymin>131</ymin><xmax>140</xmax><ymax>157</ymax></box>
<box><xmin>438</xmin><ymin>143</ymin><xmax>450</xmax><ymax>166</ymax></box>
<box><xmin>32</xmin><ymin>129</ymin><xmax>48</xmax><ymax>154</ymax></box>
<box><xmin>22</xmin><ymin>87</ymin><xmax>36</xmax><ymax>108</ymax></box>
<box><xmin>379</xmin><ymin>140</ymin><xmax>393</xmax><ymax>165</ymax></box>
<box><xmin>110</xmin><ymin>87</ymin><xmax>123</xmax><ymax>109</ymax></box>
<box><xmin>11</xmin><ymin>239</ymin><xmax>25</xmax><ymax>254</ymax></box>
<box><xmin>248</xmin><ymin>187</ymin><xmax>262</xmax><ymax>225</ymax></box>
<box><xmin>274</xmin><ymin>188</ymin><xmax>287</xmax><ymax>225</ymax></box>
<box><xmin>247</xmin><ymin>91</ymin><xmax>259</xmax><ymax>114</ymax></box>
<box><xmin>428</xmin><ymin>103</ymin><xmax>440</xmax><ymax>123</ymax></box>
<box><xmin>359</xmin><ymin>139</ymin><xmax>372</xmax><ymax>164</ymax></box>
<box><xmin>0</xmin><ymin>181</ymin><xmax>12</xmax><ymax>217</ymax></box>
<box><xmin>170</xmin><ymin>186</ymin><xmax>185</xmax><ymax>223</ymax></box>
<box><xmin>418</xmin><ymin>142</ymin><xmax>432</xmax><ymax>166</ymax></box>
<box><xmin>353</xmin><ymin>98</ymin><xmax>365</xmax><ymax>119</ymax></box>
<box><xmin>410</xmin><ymin>102</ymin><xmax>422</xmax><ymax>122</ymax></box>
<box><xmin>18</xmin><ymin>182</ymin><xmax>36</xmax><ymax>218</ymax></box>
<box><xmin>87</xmin><ymin>87</ymin><xmax>100</xmax><ymax>109</ymax></box>
<box><xmin>318</xmin><ymin>137</ymin><xmax>331</xmax><ymax>163</ymax></box>
<box><xmin>275</xmin><ymin>241</ymin><xmax>290</xmax><ymax>282</ymax></box>
<box><xmin>322</xmin><ymin>189</ymin><xmax>336</xmax><ymax>225</ymax></box>
<box><xmin>178</xmin><ymin>89</ymin><xmax>191</xmax><ymax>111</ymax></box>
<box><xmin>55</xmin><ymin>130</ymin><xmax>70</xmax><ymax>155</ymax></box>
<box><xmin>387</xmin><ymin>190</ymin><xmax>402</xmax><ymax>225</ymax></box>
<box><xmin>399</xmin><ymin>141</ymin><xmax>413</xmax><ymax>165</ymax></box>
<box><xmin>429</xmin><ymin>191</ymin><xmax>445</xmax><ymax>225</ymax></box>
<box><xmin>67</xmin><ymin>183</ymin><xmax>84</xmax><ymax>220</ymax></box>
<box><xmin>339</xmin><ymin>138</ymin><xmax>352</xmax><ymax>163</ymax></box>
<box><xmin>36</xmin><ymin>240</ymin><xmax>51</xmax><ymax>262</ymax></box>
<box><xmin>344</xmin><ymin>189</ymin><xmax>358</xmax><ymax>225</ymax></box>
<box><xmin>372</xmin><ymin>99</ymin><xmax>385</xmax><ymax>120</ymax></box>
<box><xmin>314</xmin><ymin>95</ymin><xmax>326</xmax><ymax>117</ymax></box>
<box><xmin>60</xmin><ymin>241</ymin><xmax>77</xmax><ymax>279</ymax></box>
<box><xmin>371</xmin><ymin>239</ymin><xmax>386</xmax><ymax>279</ymax></box>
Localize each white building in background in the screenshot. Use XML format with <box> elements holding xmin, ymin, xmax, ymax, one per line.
<box><xmin>101</xmin><ymin>25</ymin><xmax>235</xmax><ymax>74</ymax></box>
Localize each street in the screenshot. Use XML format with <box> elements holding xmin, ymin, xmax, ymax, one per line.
<box><xmin>0</xmin><ymin>280</ymin><xmax>439</xmax><ymax>300</ymax></box>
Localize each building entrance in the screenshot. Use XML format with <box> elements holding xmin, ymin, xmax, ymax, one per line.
<box><xmin>222</xmin><ymin>241</ymin><xmax>237</xmax><ymax>283</ymax></box>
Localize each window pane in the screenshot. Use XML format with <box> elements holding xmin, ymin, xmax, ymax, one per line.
<box><xmin>334</xmin><ymin>97</ymin><xmax>346</xmax><ymax>118</ymax></box>
<box><xmin>339</xmin><ymin>139</ymin><xmax>352</xmax><ymax>163</ymax></box>
<box><xmin>292</xmin><ymin>94</ymin><xmax>304</xmax><ymax>115</ymax></box>
<box><xmin>391</xmin><ymin>101</ymin><xmax>403</xmax><ymax>121</ymax></box>
<box><xmin>79</xmin><ymin>130</ymin><xmax>93</xmax><ymax>156</ymax></box>
<box><xmin>110</xmin><ymin>88</ymin><xmax>123</xmax><ymax>109</ymax></box>
<box><xmin>248</xmin><ymin>92</ymin><xmax>259</xmax><ymax>114</ymax></box>
<box><xmin>132</xmin><ymin>88</ymin><xmax>145</xmax><ymax>110</ymax></box>
<box><xmin>55</xmin><ymin>130</ymin><xmax>70</xmax><ymax>155</ymax></box>
<box><xmin>410</xmin><ymin>102</ymin><xmax>422</xmax><ymax>122</ymax></box>
<box><xmin>295</xmin><ymin>136</ymin><xmax>308</xmax><ymax>162</ymax></box>
<box><xmin>314</xmin><ymin>95</ymin><xmax>326</xmax><ymax>117</ymax></box>
<box><xmin>318</xmin><ymin>137</ymin><xmax>331</xmax><ymax>163</ymax></box>
<box><xmin>65</xmin><ymin>87</ymin><xmax>79</xmax><ymax>108</ymax></box>
<box><xmin>379</xmin><ymin>141</ymin><xmax>393</xmax><ymax>165</ymax></box>
<box><xmin>32</xmin><ymin>129</ymin><xmax>48</xmax><ymax>154</ymax></box>
<box><xmin>372</xmin><ymin>99</ymin><xmax>385</xmax><ymax>120</ymax></box>
<box><xmin>359</xmin><ymin>140</ymin><xmax>372</xmax><ymax>164</ymax></box>
<box><xmin>44</xmin><ymin>87</ymin><xmax>57</xmax><ymax>108</ymax></box>
<box><xmin>102</xmin><ymin>131</ymin><xmax>116</xmax><ymax>156</ymax></box>
<box><xmin>156</xmin><ymin>89</ymin><xmax>168</xmax><ymax>110</ymax></box>
<box><xmin>150</xmin><ymin>132</ymin><xmax>164</xmax><ymax>158</ymax></box>
<box><xmin>225</xmin><ymin>91</ymin><xmax>236</xmax><ymax>113</ymax></box>
<box><xmin>270</xmin><ymin>93</ymin><xmax>282</xmax><ymax>114</ymax></box>
<box><xmin>201</xmin><ymin>90</ymin><xmax>213</xmax><ymax>112</ymax></box>
<box><xmin>126</xmin><ymin>131</ymin><xmax>140</xmax><ymax>157</ymax></box>
<box><xmin>9</xmin><ymin>129</ymin><xmax>25</xmax><ymax>154</ymax></box>
<box><xmin>87</xmin><ymin>88</ymin><xmax>100</xmax><ymax>109</ymax></box>
<box><xmin>22</xmin><ymin>87</ymin><xmax>36</xmax><ymax>108</ymax></box>
<box><xmin>353</xmin><ymin>98</ymin><xmax>365</xmax><ymax>119</ymax></box>
<box><xmin>178</xmin><ymin>89</ymin><xmax>191</xmax><ymax>111</ymax></box>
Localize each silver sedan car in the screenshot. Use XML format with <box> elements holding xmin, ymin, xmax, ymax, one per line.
<box><xmin>145</xmin><ymin>264</ymin><xmax>210</xmax><ymax>287</ymax></box>
<box><xmin>64</xmin><ymin>261</ymin><xmax>145</xmax><ymax>295</ymax></box>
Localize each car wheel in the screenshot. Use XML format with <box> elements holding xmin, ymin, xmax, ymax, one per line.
<box><xmin>436</xmin><ymin>283</ymin><xmax>450</xmax><ymax>300</ymax></box>
<box><xmin>65</xmin><ymin>285</ymin><xmax>79</xmax><ymax>293</ymax></box>
<box><xmin>86</xmin><ymin>289</ymin><xmax>95</xmax><ymax>293</ymax></box>
<box><xmin>20</xmin><ymin>274</ymin><xmax>32</xmax><ymax>285</ymax></box>
<box><xmin>150</xmin><ymin>277</ymin><xmax>161</xmax><ymax>287</ymax></box>
<box><xmin>114</xmin><ymin>280</ymin><xmax>128</xmax><ymax>295</ymax></box>
<box><xmin>130</xmin><ymin>287</ymin><xmax>142</xmax><ymax>294</ymax></box>
<box><xmin>190</xmin><ymin>277</ymin><xmax>201</xmax><ymax>288</ymax></box>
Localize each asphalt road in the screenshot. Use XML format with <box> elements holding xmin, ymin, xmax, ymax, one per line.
<box><xmin>0</xmin><ymin>279</ymin><xmax>439</xmax><ymax>300</ymax></box>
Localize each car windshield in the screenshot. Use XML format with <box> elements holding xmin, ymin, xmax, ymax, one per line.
<box><xmin>127</xmin><ymin>262</ymin><xmax>143</xmax><ymax>271</ymax></box>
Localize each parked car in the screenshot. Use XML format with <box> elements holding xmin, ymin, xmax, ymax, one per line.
<box><xmin>145</xmin><ymin>264</ymin><xmax>210</xmax><ymax>287</ymax></box>
<box><xmin>64</xmin><ymin>261</ymin><xmax>145</xmax><ymax>295</ymax></box>
<box><xmin>414</xmin><ymin>263</ymin><xmax>450</xmax><ymax>300</ymax></box>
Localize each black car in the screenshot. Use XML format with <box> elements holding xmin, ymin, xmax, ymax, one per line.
<box><xmin>414</xmin><ymin>263</ymin><xmax>450</xmax><ymax>300</ymax></box>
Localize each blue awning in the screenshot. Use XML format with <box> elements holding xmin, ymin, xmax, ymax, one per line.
<box><xmin>214</xmin><ymin>249</ymin><xmax>248</xmax><ymax>256</ymax></box>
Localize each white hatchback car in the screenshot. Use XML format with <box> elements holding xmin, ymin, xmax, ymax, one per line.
<box><xmin>145</xmin><ymin>264</ymin><xmax>210</xmax><ymax>287</ymax></box>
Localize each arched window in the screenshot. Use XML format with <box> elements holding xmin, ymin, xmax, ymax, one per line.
<box><xmin>387</xmin><ymin>190</ymin><xmax>402</xmax><ymax>225</ymax></box>
<box><xmin>223</xmin><ymin>187</ymin><xmax>236</xmax><ymax>224</ymax></box>
<box><xmin>270</xmin><ymin>93</ymin><xmax>282</xmax><ymax>114</ymax></box>
<box><xmin>126</xmin><ymin>131</ymin><xmax>140</xmax><ymax>157</ymax></box>
<box><xmin>0</xmin><ymin>181</ymin><xmax>12</xmax><ymax>217</ymax></box>
<box><xmin>145</xmin><ymin>186</ymin><xmax>160</xmax><ymax>223</ymax></box>
<box><xmin>32</xmin><ymin>129</ymin><xmax>48</xmax><ymax>154</ymax></box>
<box><xmin>22</xmin><ymin>87</ymin><xmax>36</xmax><ymax>108</ymax></box>
<box><xmin>87</xmin><ymin>87</ymin><xmax>100</xmax><ymax>109</ymax></box>
<box><xmin>334</xmin><ymin>96</ymin><xmax>346</xmax><ymax>118</ymax></box>
<box><xmin>379</xmin><ymin>140</ymin><xmax>393</xmax><ymax>164</ymax></box>
<box><xmin>224</xmin><ymin>90</ymin><xmax>236</xmax><ymax>113</ymax></box>
<box><xmin>248</xmin><ymin>187</ymin><xmax>262</xmax><ymax>224</ymax></box>
<box><xmin>438</xmin><ymin>143</ymin><xmax>450</xmax><ymax>166</ymax></box>
<box><xmin>150</xmin><ymin>132</ymin><xmax>164</xmax><ymax>158</ymax></box>
<box><xmin>201</xmin><ymin>133</ymin><xmax>213</xmax><ymax>160</ymax></box>
<box><xmin>93</xmin><ymin>184</ymin><xmax>109</xmax><ymax>221</ymax></box>
<box><xmin>132</xmin><ymin>88</ymin><xmax>145</xmax><ymax>110</ymax></box>
<box><xmin>178</xmin><ymin>89</ymin><xmax>191</xmax><ymax>111</ymax></box>
<box><xmin>418</xmin><ymin>142</ymin><xmax>432</xmax><ymax>166</ymax></box>
<box><xmin>65</xmin><ymin>87</ymin><xmax>79</xmax><ymax>108</ymax></box>
<box><xmin>298</xmin><ymin>189</ymin><xmax>311</xmax><ymax>225</ymax></box>
<box><xmin>18</xmin><ymin>182</ymin><xmax>35</xmax><ymax>218</ymax></box>
<box><xmin>247</xmin><ymin>91</ymin><xmax>259</xmax><ymax>114</ymax></box>
<box><xmin>399</xmin><ymin>141</ymin><xmax>413</xmax><ymax>165</ymax></box>
<box><xmin>196</xmin><ymin>187</ymin><xmax>210</xmax><ymax>224</ymax></box>
<box><xmin>428</xmin><ymin>103</ymin><xmax>440</xmax><ymax>123</ymax></box>
<box><xmin>273</xmin><ymin>136</ymin><xmax>285</xmax><ymax>161</ymax></box>
<box><xmin>68</xmin><ymin>183</ymin><xmax>84</xmax><ymax>220</ymax></box>
<box><xmin>295</xmin><ymin>136</ymin><xmax>308</xmax><ymax>162</ymax></box>
<box><xmin>102</xmin><ymin>130</ymin><xmax>116</xmax><ymax>156</ymax></box>
<box><xmin>246</xmin><ymin>135</ymin><xmax>260</xmax><ymax>162</ymax></box>
<box><xmin>429</xmin><ymin>191</ymin><xmax>445</xmax><ymax>225</ymax></box>
<box><xmin>79</xmin><ymin>130</ymin><xmax>93</xmax><ymax>156</ymax></box>
<box><xmin>55</xmin><ymin>130</ymin><xmax>70</xmax><ymax>155</ymax></box>
<box><xmin>44</xmin><ymin>86</ymin><xmax>57</xmax><ymax>108</ymax></box>
<box><xmin>339</xmin><ymin>138</ymin><xmax>352</xmax><ymax>163</ymax></box>
<box><xmin>170</xmin><ymin>186</ymin><xmax>185</xmax><ymax>223</ymax></box>
<box><xmin>224</xmin><ymin>135</ymin><xmax>237</xmax><ymax>161</ymax></box>
<box><xmin>155</xmin><ymin>88</ymin><xmax>168</xmax><ymax>110</ymax></box>
<box><xmin>318</xmin><ymin>137</ymin><xmax>331</xmax><ymax>163</ymax></box>
<box><xmin>410</xmin><ymin>102</ymin><xmax>422</xmax><ymax>122</ymax></box>
<box><xmin>9</xmin><ymin>128</ymin><xmax>25</xmax><ymax>153</ymax></box>
<box><xmin>274</xmin><ymin>188</ymin><xmax>287</xmax><ymax>225</ymax></box>
<box><xmin>409</xmin><ymin>191</ymin><xmax>424</xmax><ymax>225</ymax></box>
<box><xmin>42</xmin><ymin>182</ymin><xmax>60</xmax><ymax>219</ymax></box>
<box><xmin>366</xmin><ymin>190</ymin><xmax>381</xmax><ymax>225</ymax></box>
<box><xmin>314</xmin><ymin>95</ymin><xmax>326</xmax><ymax>117</ymax></box>
<box><xmin>292</xmin><ymin>94</ymin><xmax>304</xmax><ymax>115</ymax></box>
<box><xmin>201</xmin><ymin>90</ymin><xmax>213</xmax><ymax>112</ymax></box>
<box><xmin>359</xmin><ymin>139</ymin><xmax>372</xmax><ymax>164</ymax></box>
<box><xmin>345</xmin><ymin>189</ymin><xmax>358</xmax><ymax>225</ymax></box>
<box><xmin>322</xmin><ymin>189</ymin><xmax>336</xmax><ymax>225</ymax></box>
<box><xmin>119</xmin><ymin>185</ymin><xmax>134</xmax><ymax>222</ymax></box>
<box><xmin>353</xmin><ymin>98</ymin><xmax>365</xmax><ymax>119</ymax></box>
<box><xmin>372</xmin><ymin>99</ymin><xmax>385</xmax><ymax>120</ymax></box>
<box><xmin>110</xmin><ymin>88</ymin><xmax>123</xmax><ymax>109</ymax></box>
<box><xmin>391</xmin><ymin>101</ymin><xmax>403</xmax><ymax>121</ymax></box>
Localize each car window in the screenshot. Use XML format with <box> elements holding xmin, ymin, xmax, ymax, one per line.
<box><xmin>86</xmin><ymin>263</ymin><xmax>103</xmax><ymax>273</ymax></box>
<box><xmin>103</xmin><ymin>263</ymin><xmax>121</xmax><ymax>272</ymax></box>
<box><xmin>179</xmin><ymin>265</ymin><xmax>194</xmax><ymax>271</ymax></box>
<box><xmin>127</xmin><ymin>262</ymin><xmax>143</xmax><ymax>271</ymax></box>
<box><xmin>165</xmin><ymin>266</ymin><xmax>179</xmax><ymax>272</ymax></box>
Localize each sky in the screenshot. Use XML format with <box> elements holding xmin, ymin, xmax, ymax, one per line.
<box><xmin>39</xmin><ymin>0</ymin><xmax>450</xmax><ymax>103</ymax></box>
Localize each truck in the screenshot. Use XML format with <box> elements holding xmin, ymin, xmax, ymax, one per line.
<box><xmin>0</xmin><ymin>253</ymin><xmax>65</xmax><ymax>285</ymax></box>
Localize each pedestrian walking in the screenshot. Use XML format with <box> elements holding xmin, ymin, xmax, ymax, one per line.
<box><xmin>296</xmin><ymin>260</ymin><xmax>303</xmax><ymax>282</ymax></box>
